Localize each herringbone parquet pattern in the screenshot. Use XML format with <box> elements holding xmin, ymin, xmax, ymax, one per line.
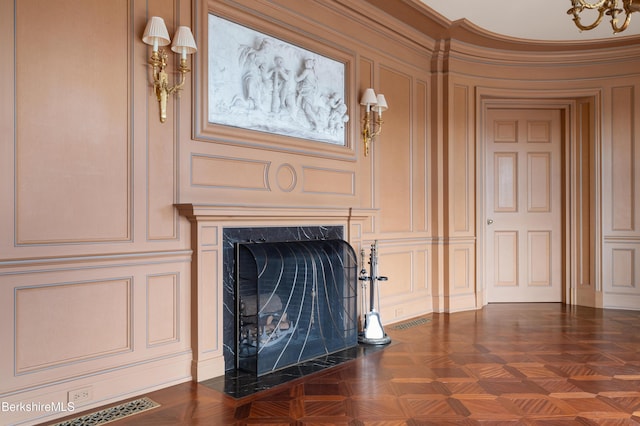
<box><xmin>44</xmin><ymin>303</ymin><xmax>640</xmax><ymax>425</ymax></box>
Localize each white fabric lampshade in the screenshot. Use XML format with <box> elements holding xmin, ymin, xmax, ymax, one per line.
<box><xmin>372</xmin><ymin>94</ymin><xmax>388</xmax><ymax>113</ymax></box>
<box><xmin>142</xmin><ymin>17</ymin><xmax>171</xmax><ymax>49</ymax></box>
<box><xmin>171</xmin><ymin>26</ymin><xmax>198</xmax><ymax>55</ymax></box>
<box><xmin>360</xmin><ymin>88</ymin><xmax>377</xmax><ymax>106</ymax></box>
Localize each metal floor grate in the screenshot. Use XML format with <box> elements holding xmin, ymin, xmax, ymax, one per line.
<box><xmin>52</xmin><ymin>397</ymin><xmax>159</xmax><ymax>426</ymax></box>
<box><xmin>391</xmin><ymin>317</ymin><xmax>431</xmax><ymax>330</ymax></box>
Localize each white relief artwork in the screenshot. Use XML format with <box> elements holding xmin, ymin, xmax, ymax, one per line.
<box><xmin>208</xmin><ymin>14</ymin><xmax>349</xmax><ymax>145</ymax></box>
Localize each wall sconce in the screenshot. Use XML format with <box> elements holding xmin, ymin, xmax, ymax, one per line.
<box><xmin>360</xmin><ymin>88</ymin><xmax>388</xmax><ymax>156</ymax></box>
<box><xmin>142</xmin><ymin>17</ymin><xmax>197</xmax><ymax>123</ymax></box>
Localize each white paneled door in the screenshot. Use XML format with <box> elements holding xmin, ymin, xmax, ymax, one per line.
<box><xmin>485</xmin><ymin>108</ymin><xmax>563</xmax><ymax>302</ymax></box>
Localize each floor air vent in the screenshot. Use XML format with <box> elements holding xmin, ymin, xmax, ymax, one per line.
<box><xmin>52</xmin><ymin>397</ymin><xmax>159</xmax><ymax>426</ymax></box>
<box><xmin>391</xmin><ymin>317</ymin><xmax>431</xmax><ymax>330</ymax></box>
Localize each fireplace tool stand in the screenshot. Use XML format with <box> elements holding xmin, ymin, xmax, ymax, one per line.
<box><xmin>358</xmin><ymin>240</ymin><xmax>391</xmax><ymax>345</ymax></box>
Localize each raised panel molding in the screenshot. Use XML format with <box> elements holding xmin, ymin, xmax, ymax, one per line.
<box><xmin>414</xmin><ymin>79</ymin><xmax>429</xmax><ymax>233</ymax></box>
<box><xmin>451</xmin><ymin>84</ymin><xmax>471</xmax><ymax>233</ymax></box>
<box><xmin>380</xmin><ymin>251</ymin><xmax>413</xmax><ymax>297</ymax></box>
<box><xmin>494</xmin><ymin>120</ymin><xmax>518</xmax><ymax>143</ymax></box>
<box><xmin>495</xmin><ymin>231</ymin><xmax>518</xmax><ymax>287</ymax></box>
<box><xmin>372</xmin><ymin>243</ymin><xmax>433</xmax><ymax>321</ymax></box>
<box><xmin>610</xmin><ymin>86</ymin><xmax>635</xmax><ymax>232</ymax></box>
<box><xmin>15</xmin><ymin>1</ymin><xmax>131</xmax><ymax>245</ymax></box>
<box><xmin>302</xmin><ymin>166</ymin><xmax>354</xmax><ymax>195</ymax></box>
<box><xmin>200</xmin><ymin>249</ymin><xmax>220</xmax><ymax>355</ymax></box>
<box><xmin>527</xmin><ymin>120</ymin><xmax>551</xmax><ymax>143</ymax></box>
<box><xmin>191</xmin><ymin>154</ymin><xmax>270</xmax><ymax>190</ymax></box>
<box><xmin>528</xmin><ymin>231</ymin><xmax>552</xmax><ymax>287</ymax></box>
<box><xmin>379</xmin><ymin>67</ymin><xmax>413</xmax><ymax>233</ymax></box>
<box><xmin>611</xmin><ymin>248</ymin><xmax>635</xmax><ymax>289</ymax></box>
<box><xmin>147</xmin><ymin>273</ymin><xmax>179</xmax><ymax>346</ymax></box>
<box><xmin>15</xmin><ymin>279</ymin><xmax>132</xmax><ymax>373</ymax></box>
<box><xmin>527</xmin><ymin>153</ymin><xmax>551</xmax><ymax>213</ymax></box>
<box><xmin>452</xmin><ymin>247</ymin><xmax>471</xmax><ymax>291</ymax></box>
<box><xmin>494</xmin><ymin>153</ymin><xmax>517</xmax><ymax>212</ymax></box>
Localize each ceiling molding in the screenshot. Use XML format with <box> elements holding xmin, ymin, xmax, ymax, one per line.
<box><xmin>365</xmin><ymin>0</ymin><xmax>640</xmax><ymax>51</ymax></box>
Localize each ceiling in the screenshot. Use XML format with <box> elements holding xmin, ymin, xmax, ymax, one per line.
<box><xmin>419</xmin><ymin>0</ymin><xmax>640</xmax><ymax>41</ymax></box>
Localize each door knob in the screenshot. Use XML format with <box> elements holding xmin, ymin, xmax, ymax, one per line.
<box><xmin>487</xmin><ymin>219</ymin><xmax>494</xmax><ymax>225</ymax></box>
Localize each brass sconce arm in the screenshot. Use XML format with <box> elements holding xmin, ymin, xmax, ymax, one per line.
<box><xmin>142</xmin><ymin>17</ymin><xmax>197</xmax><ymax>123</ymax></box>
<box><xmin>361</xmin><ymin>109</ymin><xmax>384</xmax><ymax>157</ymax></box>
<box><xmin>360</xmin><ymin>88</ymin><xmax>388</xmax><ymax>157</ymax></box>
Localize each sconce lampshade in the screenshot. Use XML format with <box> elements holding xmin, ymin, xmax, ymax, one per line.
<box><xmin>373</xmin><ymin>94</ymin><xmax>388</xmax><ymax>113</ymax></box>
<box><xmin>171</xmin><ymin>26</ymin><xmax>198</xmax><ymax>58</ymax></box>
<box><xmin>360</xmin><ymin>88</ymin><xmax>378</xmax><ymax>106</ymax></box>
<box><xmin>142</xmin><ymin>16</ymin><xmax>171</xmax><ymax>50</ymax></box>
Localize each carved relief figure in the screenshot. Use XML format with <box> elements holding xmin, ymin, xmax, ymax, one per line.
<box><xmin>295</xmin><ymin>58</ymin><xmax>320</xmax><ymax>129</ymax></box>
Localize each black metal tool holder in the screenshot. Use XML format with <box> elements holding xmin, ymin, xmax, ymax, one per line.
<box><xmin>358</xmin><ymin>240</ymin><xmax>391</xmax><ymax>345</ymax></box>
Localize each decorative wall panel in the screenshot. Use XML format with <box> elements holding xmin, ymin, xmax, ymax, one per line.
<box><xmin>302</xmin><ymin>167</ymin><xmax>354</xmax><ymax>195</ymax></box>
<box><xmin>380</xmin><ymin>251</ymin><xmax>413</xmax><ymax>296</ymax></box>
<box><xmin>200</xmin><ymin>249</ymin><xmax>220</xmax><ymax>354</ymax></box>
<box><xmin>414</xmin><ymin>80</ymin><xmax>429</xmax><ymax>233</ymax></box>
<box><xmin>610</xmin><ymin>86</ymin><xmax>634</xmax><ymax>232</ymax></box>
<box><xmin>147</xmin><ymin>274</ymin><xmax>179</xmax><ymax>346</ymax></box>
<box><xmin>379</xmin><ymin>67</ymin><xmax>412</xmax><ymax>233</ymax></box>
<box><xmin>147</xmin><ymin>121</ymin><xmax>177</xmax><ymax>241</ymax></box>
<box><xmin>420</xmin><ymin>248</ymin><xmax>431</xmax><ymax>292</ymax></box>
<box><xmin>604</xmin><ymin>244</ymin><xmax>640</xmax><ymax>308</ymax></box>
<box><xmin>452</xmin><ymin>247</ymin><xmax>471</xmax><ymax>290</ymax></box>
<box><xmin>15</xmin><ymin>0</ymin><xmax>130</xmax><ymax>244</ymax></box>
<box><xmin>191</xmin><ymin>155</ymin><xmax>269</xmax><ymax>190</ymax></box>
<box><xmin>611</xmin><ymin>248</ymin><xmax>635</xmax><ymax>288</ymax></box>
<box><xmin>452</xmin><ymin>85</ymin><xmax>470</xmax><ymax>232</ymax></box>
<box><xmin>15</xmin><ymin>279</ymin><xmax>131</xmax><ymax>373</ymax></box>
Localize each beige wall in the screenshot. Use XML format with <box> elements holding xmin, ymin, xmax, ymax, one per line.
<box><xmin>1</xmin><ymin>0</ymin><xmax>639</xmax><ymax>424</ymax></box>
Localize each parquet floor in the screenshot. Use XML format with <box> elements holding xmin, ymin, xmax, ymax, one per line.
<box><xmin>46</xmin><ymin>303</ymin><xmax>640</xmax><ymax>425</ymax></box>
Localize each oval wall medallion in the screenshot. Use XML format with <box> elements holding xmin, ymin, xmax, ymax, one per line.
<box><xmin>276</xmin><ymin>164</ymin><xmax>297</xmax><ymax>192</ymax></box>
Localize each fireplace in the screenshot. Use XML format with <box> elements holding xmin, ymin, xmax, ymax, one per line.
<box><xmin>235</xmin><ymin>239</ymin><xmax>358</xmax><ymax>376</ymax></box>
<box><xmin>175</xmin><ymin>204</ymin><xmax>371</xmax><ymax>383</ymax></box>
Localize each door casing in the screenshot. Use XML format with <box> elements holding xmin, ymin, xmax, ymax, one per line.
<box><xmin>475</xmin><ymin>91</ymin><xmax>600</xmax><ymax>308</ymax></box>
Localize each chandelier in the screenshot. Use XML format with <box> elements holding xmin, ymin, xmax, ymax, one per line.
<box><xmin>568</xmin><ymin>0</ymin><xmax>640</xmax><ymax>33</ymax></box>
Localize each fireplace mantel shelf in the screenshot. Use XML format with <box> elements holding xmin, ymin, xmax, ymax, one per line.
<box><xmin>176</xmin><ymin>204</ymin><xmax>375</xmax><ymax>222</ymax></box>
